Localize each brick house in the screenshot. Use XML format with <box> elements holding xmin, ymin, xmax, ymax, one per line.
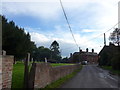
<box><xmin>69</xmin><ymin>49</ymin><xmax>98</xmax><ymax>64</ymax></box>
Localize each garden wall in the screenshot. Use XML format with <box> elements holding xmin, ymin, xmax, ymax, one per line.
<box><xmin>29</xmin><ymin>63</ymin><xmax>80</xmax><ymax>88</ymax></box>
<box><xmin>0</xmin><ymin>55</ymin><xmax>14</xmax><ymax>89</ymax></box>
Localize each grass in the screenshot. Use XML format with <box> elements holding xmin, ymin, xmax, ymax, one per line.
<box><xmin>50</xmin><ymin>63</ymin><xmax>75</xmax><ymax>67</ymax></box>
<box><xmin>101</xmin><ymin>66</ymin><xmax>120</xmax><ymax>76</ymax></box>
<box><xmin>11</xmin><ymin>62</ymin><xmax>76</xmax><ymax>88</ymax></box>
<box><xmin>44</xmin><ymin>65</ymin><xmax>83</xmax><ymax>88</ymax></box>
<box><xmin>11</xmin><ymin>62</ymin><xmax>24</xmax><ymax>88</ymax></box>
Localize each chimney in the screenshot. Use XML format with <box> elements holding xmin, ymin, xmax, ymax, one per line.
<box><xmin>70</xmin><ymin>53</ymin><xmax>72</xmax><ymax>57</ymax></box>
<box><xmin>80</xmin><ymin>49</ymin><xmax>82</xmax><ymax>52</ymax></box>
<box><xmin>86</xmin><ymin>48</ymin><xmax>88</xmax><ymax>52</ymax></box>
<box><xmin>92</xmin><ymin>49</ymin><xmax>94</xmax><ymax>53</ymax></box>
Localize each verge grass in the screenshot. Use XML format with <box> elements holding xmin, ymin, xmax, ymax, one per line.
<box><xmin>101</xmin><ymin>66</ymin><xmax>120</xmax><ymax>76</ymax></box>
<box><xmin>44</xmin><ymin>65</ymin><xmax>83</xmax><ymax>88</ymax></box>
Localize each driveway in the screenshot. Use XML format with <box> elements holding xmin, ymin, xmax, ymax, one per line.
<box><xmin>61</xmin><ymin>65</ymin><xmax>119</xmax><ymax>89</ymax></box>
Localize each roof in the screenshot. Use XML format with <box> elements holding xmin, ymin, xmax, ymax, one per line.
<box><xmin>73</xmin><ymin>51</ymin><xmax>98</xmax><ymax>56</ymax></box>
<box><xmin>99</xmin><ymin>45</ymin><xmax>120</xmax><ymax>56</ymax></box>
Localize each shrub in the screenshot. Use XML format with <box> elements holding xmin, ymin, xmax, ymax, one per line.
<box><xmin>111</xmin><ymin>53</ymin><xmax>120</xmax><ymax>70</ymax></box>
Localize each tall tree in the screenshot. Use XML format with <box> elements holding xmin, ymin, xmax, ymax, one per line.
<box><xmin>50</xmin><ymin>40</ymin><xmax>61</xmax><ymax>62</ymax></box>
<box><xmin>2</xmin><ymin>15</ymin><xmax>36</xmax><ymax>60</ymax></box>
<box><xmin>109</xmin><ymin>28</ymin><xmax>120</xmax><ymax>46</ymax></box>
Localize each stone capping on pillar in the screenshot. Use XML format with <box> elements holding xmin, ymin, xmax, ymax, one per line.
<box><xmin>2</xmin><ymin>50</ymin><xmax>6</xmax><ymax>56</ymax></box>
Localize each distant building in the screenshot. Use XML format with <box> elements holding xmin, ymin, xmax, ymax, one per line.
<box><xmin>69</xmin><ymin>49</ymin><xmax>98</xmax><ymax>64</ymax></box>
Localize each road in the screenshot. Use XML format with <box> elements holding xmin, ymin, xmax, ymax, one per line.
<box><xmin>61</xmin><ymin>65</ymin><xmax>120</xmax><ymax>89</ymax></box>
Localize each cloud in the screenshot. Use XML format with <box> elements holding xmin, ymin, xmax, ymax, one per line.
<box><xmin>2</xmin><ymin>2</ymin><xmax>61</xmax><ymax>21</ymax></box>
<box><xmin>25</xmin><ymin>26</ymin><xmax>103</xmax><ymax>57</ymax></box>
<box><xmin>1</xmin><ymin>0</ymin><xmax>120</xmax><ymax>57</ymax></box>
<box><xmin>81</xmin><ymin>29</ymin><xmax>99</xmax><ymax>33</ymax></box>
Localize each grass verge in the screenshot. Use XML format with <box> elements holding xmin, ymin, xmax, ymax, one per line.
<box><xmin>44</xmin><ymin>65</ymin><xmax>83</xmax><ymax>88</ymax></box>
<box><xmin>101</xmin><ymin>66</ymin><xmax>120</xmax><ymax>76</ymax></box>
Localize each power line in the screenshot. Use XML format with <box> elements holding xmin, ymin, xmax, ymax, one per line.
<box><xmin>59</xmin><ymin>0</ymin><xmax>79</xmax><ymax>48</ymax></box>
<box><xmin>82</xmin><ymin>21</ymin><xmax>120</xmax><ymax>45</ymax></box>
<box><xmin>62</xmin><ymin>21</ymin><xmax>120</xmax><ymax>50</ymax></box>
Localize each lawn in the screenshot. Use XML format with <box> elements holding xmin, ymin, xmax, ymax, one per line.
<box><xmin>11</xmin><ymin>62</ymin><xmax>76</xmax><ymax>88</ymax></box>
<box><xmin>101</xmin><ymin>66</ymin><xmax>120</xmax><ymax>75</ymax></box>
<box><xmin>12</xmin><ymin>62</ymin><xmax>24</xmax><ymax>88</ymax></box>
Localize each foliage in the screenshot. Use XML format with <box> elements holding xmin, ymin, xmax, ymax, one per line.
<box><xmin>101</xmin><ymin>66</ymin><xmax>120</xmax><ymax>76</ymax></box>
<box><xmin>98</xmin><ymin>43</ymin><xmax>118</xmax><ymax>66</ymax></box>
<box><xmin>2</xmin><ymin>15</ymin><xmax>36</xmax><ymax>60</ymax></box>
<box><xmin>61</xmin><ymin>57</ymin><xmax>69</xmax><ymax>63</ymax></box>
<box><xmin>50</xmin><ymin>40</ymin><xmax>61</xmax><ymax>62</ymax></box>
<box><xmin>111</xmin><ymin>52</ymin><xmax>120</xmax><ymax>70</ymax></box>
<box><xmin>72</xmin><ymin>55</ymin><xmax>79</xmax><ymax>63</ymax></box>
<box><xmin>109</xmin><ymin>28</ymin><xmax>120</xmax><ymax>46</ymax></box>
<box><xmin>33</xmin><ymin>46</ymin><xmax>51</xmax><ymax>62</ymax></box>
<box><xmin>98</xmin><ymin>52</ymin><xmax>109</xmax><ymax>66</ymax></box>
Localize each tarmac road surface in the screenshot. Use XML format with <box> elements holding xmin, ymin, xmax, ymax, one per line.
<box><xmin>61</xmin><ymin>64</ymin><xmax>120</xmax><ymax>89</ymax></box>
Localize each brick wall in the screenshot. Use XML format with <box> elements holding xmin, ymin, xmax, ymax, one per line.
<box><xmin>1</xmin><ymin>55</ymin><xmax>14</xmax><ymax>89</ymax></box>
<box><xmin>30</xmin><ymin>63</ymin><xmax>80</xmax><ymax>88</ymax></box>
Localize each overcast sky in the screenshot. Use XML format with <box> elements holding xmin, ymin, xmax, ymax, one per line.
<box><xmin>1</xmin><ymin>0</ymin><xmax>120</xmax><ymax>57</ymax></box>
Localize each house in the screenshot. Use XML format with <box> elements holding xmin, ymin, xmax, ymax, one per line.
<box><xmin>69</xmin><ymin>49</ymin><xmax>98</xmax><ymax>64</ymax></box>
<box><xmin>98</xmin><ymin>43</ymin><xmax>120</xmax><ymax>66</ymax></box>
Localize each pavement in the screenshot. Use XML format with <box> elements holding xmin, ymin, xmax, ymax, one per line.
<box><xmin>60</xmin><ymin>64</ymin><xmax>120</xmax><ymax>89</ymax></box>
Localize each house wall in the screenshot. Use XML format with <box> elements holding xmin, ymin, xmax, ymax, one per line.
<box><xmin>86</xmin><ymin>55</ymin><xmax>98</xmax><ymax>64</ymax></box>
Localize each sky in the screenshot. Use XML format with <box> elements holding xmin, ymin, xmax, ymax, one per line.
<box><xmin>1</xmin><ymin>0</ymin><xmax>120</xmax><ymax>57</ymax></box>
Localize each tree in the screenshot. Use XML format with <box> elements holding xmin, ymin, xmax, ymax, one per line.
<box><xmin>2</xmin><ymin>15</ymin><xmax>36</xmax><ymax>60</ymax></box>
<box><xmin>111</xmin><ymin>52</ymin><xmax>120</xmax><ymax>70</ymax></box>
<box><xmin>109</xmin><ymin>28</ymin><xmax>120</xmax><ymax>46</ymax></box>
<box><xmin>50</xmin><ymin>40</ymin><xmax>61</xmax><ymax>62</ymax></box>
<box><xmin>62</xmin><ymin>57</ymin><xmax>69</xmax><ymax>63</ymax></box>
<box><xmin>98</xmin><ymin>52</ymin><xmax>108</xmax><ymax>66</ymax></box>
<box><xmin>33</xmin><ymin>46</ymin><xmax>51</xmax><ymax>62</ymax></box>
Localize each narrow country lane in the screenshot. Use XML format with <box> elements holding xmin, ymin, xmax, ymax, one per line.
<box><xmin>61</xmin><ymin>65</ymin><xmax>119</xmax><ymax>89</ymax></box>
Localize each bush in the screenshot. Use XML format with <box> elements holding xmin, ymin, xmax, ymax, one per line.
<box><xmin>111</xmin><ymin>53</ymin><xmax>120</xmax><ymax>70</ymax></box>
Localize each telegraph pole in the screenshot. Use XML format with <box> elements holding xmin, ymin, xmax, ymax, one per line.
<box><xmin>79</xmin><ymin>47</ymin><xmax>80</xmax><ymax>63</ymax></box>
<box><xmin>104</xmin><ymin>33</ymin><xmax>106</xmax><ymax>46</ymax></box>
